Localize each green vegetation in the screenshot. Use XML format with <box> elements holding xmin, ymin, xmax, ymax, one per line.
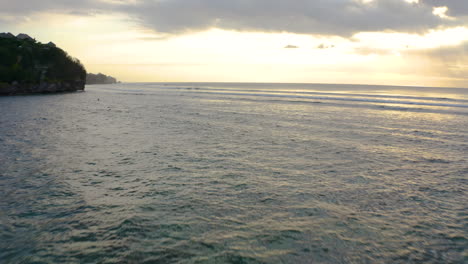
<box><xmin>0</xmin><ymin>35</ymin><xmax>86</xmax><ymax>84</ymax></box>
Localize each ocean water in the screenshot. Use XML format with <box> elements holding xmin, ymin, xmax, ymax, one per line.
<box><xmin>0</xmin><ymin>83</ymin><xmax>467</xmax><ymax>263</ymax></box>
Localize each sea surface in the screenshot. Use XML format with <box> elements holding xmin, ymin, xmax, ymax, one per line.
<box><xmin>0</xmin><ymin>83</ymin><xmax>467</xmax><ymax>263</ymax></box>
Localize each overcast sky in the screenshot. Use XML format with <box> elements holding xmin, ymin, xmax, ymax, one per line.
<box><xmin>1</xmin><ymin>0</ymin><xmax>467</xmax><ymax>87</ymax></box>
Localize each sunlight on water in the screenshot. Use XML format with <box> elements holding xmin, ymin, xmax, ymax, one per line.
<box><xmin>0</xmin><ymin>83</ymin><xmax>467</xmax><ymax>263</ymax></box>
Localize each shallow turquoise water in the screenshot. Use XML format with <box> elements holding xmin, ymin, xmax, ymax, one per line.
<box><xmin>0</xmin><ymin>83</ymin><xmax>467</xmax><ymax>263</ymax></box>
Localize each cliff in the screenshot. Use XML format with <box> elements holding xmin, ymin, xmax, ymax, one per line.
<box><xmin>0</xmin><ymin>33</ymin><xmax>86</xmax><ymax>95</ymax></box>
<box><xmin>86</xmin><ymin>73</ymin><xmax>118</xmax><ymax>84</ymax></box>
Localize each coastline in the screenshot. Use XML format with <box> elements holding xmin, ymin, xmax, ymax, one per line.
<box><xmin>0</xmin><ymin>80</ymin><xmax>85</xmax><ymax>96</ymax></box>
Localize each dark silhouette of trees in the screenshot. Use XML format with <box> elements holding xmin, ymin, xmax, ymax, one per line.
<box><xmin>86</xmin><ymin>73</ymin><xmax>117</xmax><ymax>84</ymax></box>
<box><xmin>0</xmin><ymin>34</ymin><xmax>86</xmax><ymax>84</ymax></box>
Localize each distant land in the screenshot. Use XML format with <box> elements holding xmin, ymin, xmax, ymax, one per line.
<box><xmin>86</xmin><ymin>73</ymin><xmax>118</xmax><ymax>85</ymax></box>
<box><xmin>0</xmin><ymin>33</ymin><xmax>86</xmax><ymax>95</ymax></box>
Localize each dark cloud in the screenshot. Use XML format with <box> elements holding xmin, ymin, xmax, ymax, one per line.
<box><xmin>121</xmin><ymin>0</ymin><xmax>467</xmax><ymax>36</ymax></box>
<box><xmin>0</xmin><ymin>0</ymin><xmax>102</xmax><ymax>14</ymax></box>
<box><xmin>1</xmin><ymin>0</ymin><xmax>467</xmax><ymax>37</ymax></box>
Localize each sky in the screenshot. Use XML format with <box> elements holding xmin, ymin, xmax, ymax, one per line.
<box><xmin>1</xmin><ymin>0</ymin><xmax>468</xmax><ymax>87</ymax></box>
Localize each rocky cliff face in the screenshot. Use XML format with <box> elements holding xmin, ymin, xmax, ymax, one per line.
<box><xmin>0</xmin><ymin>80</ymin><xmax>85</xmax><ymax>95</ymax></box>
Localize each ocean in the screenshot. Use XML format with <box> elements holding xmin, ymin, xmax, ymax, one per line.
<box><xmin>0</xmin><ymin>83</ymin><xmax>467</xmax><ymax>263</ymax></box>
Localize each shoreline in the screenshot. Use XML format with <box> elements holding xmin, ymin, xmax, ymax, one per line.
<box><xmin>0</xmin><ymin>81</ymin><xmax>85</xmax><ymax>96</ymax></box>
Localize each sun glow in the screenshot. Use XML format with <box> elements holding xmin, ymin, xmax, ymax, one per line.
<box><xmin>2</xmin><ymin>11</ymin><xmax>468</xmax><ymax>87</ymax></box>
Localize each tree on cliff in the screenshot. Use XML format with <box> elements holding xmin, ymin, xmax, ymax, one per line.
<box><xmin>0</xmin><ymin>34</ymin><xmax>86</xmax><ymax>85</ymax></box>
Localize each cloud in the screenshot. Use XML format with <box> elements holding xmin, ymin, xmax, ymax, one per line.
<box><xmin>121</xmin><ymin>0</ymin><xmax>466</xmax><ymax>36</ymax></box>
<box><xmin>407</xmin><ymin>41</ymin><xmax>468</xmax><ymax>82</ymax></box>
<box><xmin>1</xmin><ymin>0</ymin><xmax>467</xmax><ymax>37</ymax></box>
<box><xmin>420</xmin><ymin>41</ymin><xmax>468</xmax><ymax>60</ymax></box>
<box><xmin>354</xmin><ymin>47</ymin><xmax>395</xmax><ymax>55</ymax></box>
<box><xmin>137</xmin><ymin>36</ymin><xmax>170</xmax><ymax>41</ymax></box>
<box><xmin>0</xmin><ymin>0</ymin><xmax>101</xmax><ymax>14</ymax></box>
<box><xmin>317</xmin><ymin>44</ymin><xmax>335</xmax><ymax>49</ymax></box>
<box><xmin>422</xmin><ymin>0</ymin><xmax>468</xmax><ymax>16</ymax></box>
<box><xmin>284</xmin><ymin>45</ymin><xmax>299</xmax><ymax>49</ymax></box>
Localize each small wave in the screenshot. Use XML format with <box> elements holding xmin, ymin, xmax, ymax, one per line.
<box><xmin>93</xmin><ymin>83</ymin><xmax>468</xmax><ymax>110</ymax></box>
<box><xmin>150</xmin><ymin>85</ymin><xmax>468</xmax><ymax>103</ymax></box>
<box><xmin>188</xmin><ymin>90</ymin><xmax>468</xmax><ymax>109</ymax></box>
<box><xmin>423</xmin><ymin>158</ymin><xmax>452</xmax><ymax>164</ymax></box>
